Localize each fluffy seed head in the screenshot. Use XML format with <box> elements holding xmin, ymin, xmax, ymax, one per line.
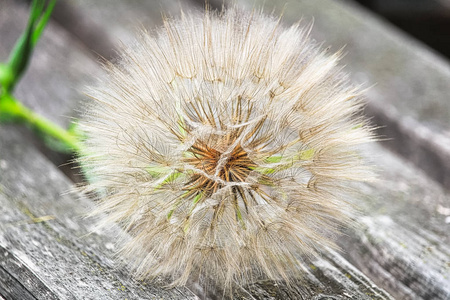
<box><xmin>80</xmin><ymin>7</ymin><xmax>374</xmax><ymax>291</ymax></box>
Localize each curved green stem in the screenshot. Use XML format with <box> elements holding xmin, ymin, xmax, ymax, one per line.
<box><xmin>0</xmin><ymin>94</ymin><xmax>81</xmax><ymax>153</ymax></box>
<box><xmin>0</xmin><ymin>0</ymin><xmax>78</xmax><ymax>155</ymax></box>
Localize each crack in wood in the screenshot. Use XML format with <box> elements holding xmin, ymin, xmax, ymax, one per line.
<box><xmin>0</xmin><ymin>245</ymin><xmax>58</xmax><ymax>300</ymax></box>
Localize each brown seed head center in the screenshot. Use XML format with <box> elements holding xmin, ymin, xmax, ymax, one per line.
<box><xmin>185</xmin><ymin>141</ymin><xmax>256</xmax><ymax>195</ymax></box>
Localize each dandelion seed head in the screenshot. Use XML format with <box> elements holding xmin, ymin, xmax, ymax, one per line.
<box><xmin>79</xmin><ymin>7</ymin><xmax>374</xmax><ymax>291</ymax></box>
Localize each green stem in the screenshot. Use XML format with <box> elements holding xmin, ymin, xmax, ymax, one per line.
<box><xmin>0</xmin><ymin>94</ymin><xmax>81</xmax><ymax>153</ymax></box>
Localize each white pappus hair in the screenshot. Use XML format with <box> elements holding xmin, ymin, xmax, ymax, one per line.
<box><xmin>79</xmin><ymin>7</ymin><xmax>374</xmax><ymax>293</ymax></box>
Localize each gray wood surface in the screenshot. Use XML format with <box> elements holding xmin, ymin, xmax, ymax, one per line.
<box><xmin>343</xmin><ymin>144</ymin><xmax>450</xmax><ymax>300</ymax></box>
<box><xmin>0</xmin><ymin>126</ymin><xmax>198</xmax><ymax>300</ymax></box>
<box><xmin>1</xmin><ymin>0</ymin><xmax>449</xmax><ymax>299</ymax></box>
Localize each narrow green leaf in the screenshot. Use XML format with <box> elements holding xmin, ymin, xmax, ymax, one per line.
<box><xmin>264</xmin><ymin>155</ymin><xmax>282</xmax><ymax>163</ymax></box>
<box><xmin>250</xmin><ymin>166</ymin><xmax>276</xmax><ymax>175</ymax></box>
<box><xmin>153</xmin><ymin>170</ymin><xmax>183</xmax><ymax>190</ymax></box>
<box><xmin>6</xmin><ymin>27</ymin><xmax>33</xmax><ymax>92</ymax></box>
<box><xmin>33</xmin><ymin>0</ymin><xmax>57</xmax><ymax>46</ymax></box>
<box><xmin>235</xmin><ymin>204</ymin><xmax>244</xmax><ymax>224</ymax></box>
<box><xmin>167</xmin><ymin>210</ymin><xmax>174</xmax><ymax>220</ymax></box>
<box><xmin>298</xmin><ymin>148</ymin><xmax>315</xmax><ymax>160</ymax></box>
<box><xmin>192</xmin><ymin>193</ymin><xmax>203</xmax><ymax>204</ymax></box>
<box><xmin>5</xmin><ymin>0</ymin><xmax>56</xmax><ymax>93</ymax></box>
<box><xmin>146</xmin><ymin>166</ymin><xmax>173</xmax><ymax>177</ymax></box>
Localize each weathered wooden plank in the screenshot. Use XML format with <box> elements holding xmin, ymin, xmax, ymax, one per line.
<box><xmin>344</xmin><ymin>216</ymin><xmax>450</xmax><ymax>300</ymax></box>
<box><xmin>340</xmin><ymin>143</ymin><xmax>450</xmax><ymax>300</ymax></box>
<box><xmin>231</xmin><ymin>249</ymin><xmax>394</xmax><ymax>299</ymax></box>
<box><xmin>0</xmin><ymin>245</ymin><xmax>59</xmax><ymax>300</ymax></box>
<box><xmin>0</xmin><ymin>126</ymin><xmax>198</xmax><ymax>299</ymax></box>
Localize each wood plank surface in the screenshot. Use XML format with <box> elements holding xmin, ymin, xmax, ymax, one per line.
<box><xmin>344</xmin><ymin>144</ymin><xmax>450</xmax><ymax>300</ymax></box>
<box><xmin>0</xmin><ymin>125</ymin><xmax>198</xmax><ymax>300</ymax></box>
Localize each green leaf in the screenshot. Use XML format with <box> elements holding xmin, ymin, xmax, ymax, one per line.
<box><xmin>192</xmin><ymin>193</ymin><xmax>203</xmax><ymax>204</ymax></box>
<box><xmin>146</xmin><ymin>165</ymin><xmax>173</xmax><ymax>177</ymax></box>
<box><xmin>5</xmin><ymin>0</ymin><xmax>57</xmax><ymax>93</ymax></box>
<box><xmin>33</xmin><ymin>0</ymin><xmax>57</xmax><ymax>45</ymax></box>
<box><xmin>264</xmin><ymin>155</ymin><xmax>282</xmax><ymax>163</ymax></box>
<box><xmin>250</xmin><ymin>166</ymin><xmax>276</xmax><ymax>175</ymax></box>
<box><xmin>298</xmin><ymin>148</ymin><xmax>315</xmax><ymax>160</ymax></box>
<box><xmin>153</xmin><ymin>170</ymin><xmax>184</xmax><ymax>190</ymax></box>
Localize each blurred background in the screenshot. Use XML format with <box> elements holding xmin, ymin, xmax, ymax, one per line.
<box><xmin>48</xmin><ymin>0</ymin><xmax>450</xmax><ymax>61</ymax></box>
<box><xmin>353</xmin><ymin>0</ymin><xmax>450</xmax><ymax>59</ymax></box>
